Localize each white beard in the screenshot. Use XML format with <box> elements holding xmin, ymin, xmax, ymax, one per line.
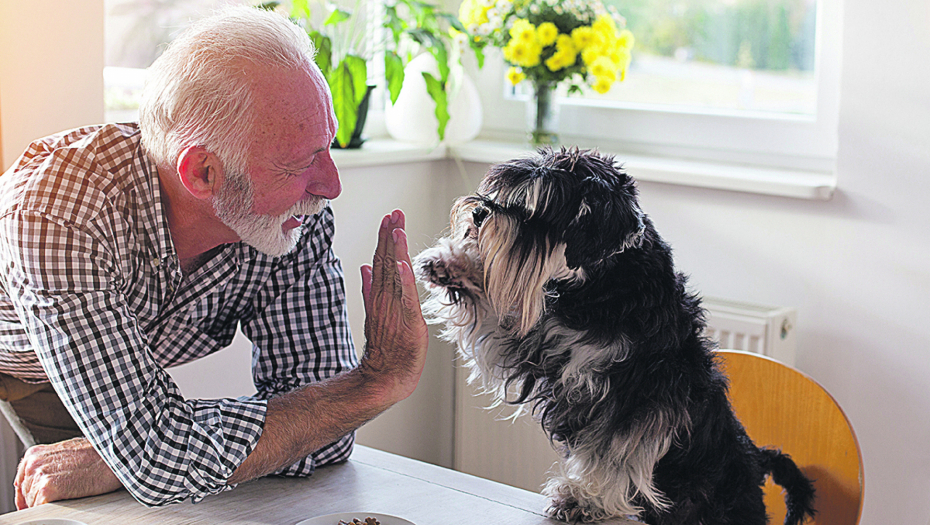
<box><xmin>212</xmin><ymin>170</ymin><xmax>326</xmax><ymax>257</ymax></box>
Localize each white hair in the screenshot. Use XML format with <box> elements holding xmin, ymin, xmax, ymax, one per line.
<box><xmin>139</xmin><ymin>6</ymin><xmax>319</xmax><ymax>174</ymax></box>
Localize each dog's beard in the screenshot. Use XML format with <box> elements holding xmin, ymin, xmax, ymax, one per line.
<box><xmin>479</xmin><ymin>213</ymin><xmax>576</xmax><ymax>337</ymax></box>
<box><xmin>415</xmin><ymin>196</ymin><xmax>585</xmax><ymax>402</ymax></box>
<box><xmin>213</xmin><ymin>168</ymin><xmax>325</xmax><ymax>257</ymax></box>
<box><xmin>417</xmin><ymin>196</ymin><xmax>583</xmax><ymax>336</ymax></box>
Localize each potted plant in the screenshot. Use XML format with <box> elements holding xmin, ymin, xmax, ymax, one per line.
<box><xmin>264</xmin><ymin>0</ymin><xmax>470</xmax><ymax>148</ymax></box>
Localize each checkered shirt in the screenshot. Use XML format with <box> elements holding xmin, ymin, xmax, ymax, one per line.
<box><xmin>0</xmin><ymin>124</ymin><xmax>359</xmax><ymax>506</ymax></box>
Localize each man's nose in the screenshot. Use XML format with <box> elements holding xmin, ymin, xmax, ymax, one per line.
<box><xmin>308</xmin><ymin>152</ymin><xmax>341</xmax><ymax>200</ymax></box>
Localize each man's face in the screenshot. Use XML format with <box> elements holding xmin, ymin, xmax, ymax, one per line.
<box><xmin>212</xmin><ymin>166</ymin><xmax>325</xmax><ymax>257</ymax></box>
<box><xmin>213</xmin><ymin>66</ymin><xmax>341</xmax><ymax>257</ymax></box>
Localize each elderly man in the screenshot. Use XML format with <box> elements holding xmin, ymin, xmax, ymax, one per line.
<box><xmin>0</xmin><ymin>7</ymin><xmax>428</xmax><ymax>508</ymax></box>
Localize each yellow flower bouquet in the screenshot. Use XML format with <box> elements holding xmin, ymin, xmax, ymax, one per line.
<box><xmin>459</xmin><ymin>0</ymin><xmax>634</xmax><ymax>144</ymax></box>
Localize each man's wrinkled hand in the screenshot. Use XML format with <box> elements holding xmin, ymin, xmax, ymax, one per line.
<box><xmin>359</xmin><ymin>209</ymin><xmax>430</xmax><ymax>403</ymax></box>
<box><xmin>15</xmin><ymin>437</ymin><xmax>122</xmax><ymax>509</ymax></box>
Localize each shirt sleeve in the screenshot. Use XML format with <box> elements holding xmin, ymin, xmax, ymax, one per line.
<box><xmin>239</xmin><ymin>208</ymin><xmax>360</xmax><ymax>477</ymax></box>
<box><xmin>0</xmin><ymin>211</ymin><xmax>266</xmax><ymax>506</ymax></box>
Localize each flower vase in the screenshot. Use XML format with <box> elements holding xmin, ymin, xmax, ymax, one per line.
<box><xmin>527</xmin><ymin>82</ymin><xmax>560</xmax><ymax>147</ymax></box>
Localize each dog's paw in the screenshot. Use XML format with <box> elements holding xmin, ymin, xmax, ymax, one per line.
<box><xmin>547</xmin><ymin>496</ymin><xmax>600</xmax><ymax>523</ymax></box>
<box><xmin>415</xmin><ymin>257</ymin><xmax>465</xmax><ymax>290</ymax></box>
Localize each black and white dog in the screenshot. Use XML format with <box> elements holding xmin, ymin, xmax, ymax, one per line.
<box><xmin>413</xmin><ymin>148</ymin><xmax>816</xmax><ymax>524</ymax></box>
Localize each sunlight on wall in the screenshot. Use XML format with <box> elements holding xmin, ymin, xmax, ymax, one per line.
<box><xmin>0</xmin><ymin>1</ymin><xmax>104</xmax><ymax>169</ymax></box>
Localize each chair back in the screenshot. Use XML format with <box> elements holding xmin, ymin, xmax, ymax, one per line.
<box><xmin>0</xmin><ymin>398</ymin><xmax>36</xmax><ymax>447</ymax></box>
<box><xmin>718</xmin><ymin>350</ymin><xmax>863</xmax><ymax>525</ymax></box>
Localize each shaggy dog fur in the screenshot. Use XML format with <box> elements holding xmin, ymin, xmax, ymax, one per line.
<box><xmin>413</xmin><ymin>148</ymin><xmax>816</xmax><ymax>524</ymax></box>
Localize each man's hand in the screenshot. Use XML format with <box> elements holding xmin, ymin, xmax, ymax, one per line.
<box><xmin>359</xmin><ymin>209</ymin><xmax>430</xmax><ymax>403</ymax></box>
<box><xmin>15</xmin><ymin>437</ymin><xmax>122</xmax><ymax>509</ymax></box>
<box><xmin>229</xmin><ymin>209</ymin><xmax>429</xmax><ymax>484</ymax></box>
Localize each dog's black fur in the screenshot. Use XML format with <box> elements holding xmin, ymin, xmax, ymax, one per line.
<box><xmin>414</xmin><ymin>148</ymin><xmax>816</xmax><ymax>524</ymax></box>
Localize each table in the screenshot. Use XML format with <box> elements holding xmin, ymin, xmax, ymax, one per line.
<box><xmin>0</xmin><ymin>446</ymin><xmax>636</xmax><ymax>524</ymax></box>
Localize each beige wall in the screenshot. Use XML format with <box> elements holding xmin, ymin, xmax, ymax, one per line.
<box><xmin>0</xmin><ymin>0</ymin><xmax>105</xmax><ymax>170</ymax></box>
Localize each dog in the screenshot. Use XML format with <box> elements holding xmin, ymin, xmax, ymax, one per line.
<box><xmin>413</xmin><ymin>148</ymin><xmax>816</xmax><ymax>524</ymax></box>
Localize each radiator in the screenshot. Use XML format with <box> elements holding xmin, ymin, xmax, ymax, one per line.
<box><xmin>453</xmin><ymin>297</ymin><xmax>798</xmax><ymax>492</ymax></box>
<box><xmin>701</xmin><ymin>297</ymin><xmax>797</xmax><ymax>366</ymax></box>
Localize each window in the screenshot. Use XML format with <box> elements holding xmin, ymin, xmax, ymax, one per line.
<box><xmin>103</xmin><ymin>0</ymin><xmax>249</xmax><ymax>122</ymax></box>
<box><xmin>103</xmin><ymin>0</ymin><xmax>385</xmax><ymax>122</ymax></box>
<box><xmin>598</xmin><ymin>0</ymin><xmax>818</xmax><ymax>116</ymax></box>
<box><xmin>477</xmin><ymin>0</ymin><xmax>841</xmax><ymax>174</ymax></box>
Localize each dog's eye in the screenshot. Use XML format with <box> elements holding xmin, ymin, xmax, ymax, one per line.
<box><xmin>473</xmin><ymin>206</ymin><xmax>489</xmax><ymax>228</ymax></box>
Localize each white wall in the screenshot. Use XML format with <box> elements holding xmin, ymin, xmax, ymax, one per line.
<box><xmin>0</xmin><ymin>1</ymin><xmax>105</xmax><ymax>171</ymax></box>
<box><xmin>2</xmin><ymin>0</ymin><xmax>930</xmax><ymax>523</ymax></box>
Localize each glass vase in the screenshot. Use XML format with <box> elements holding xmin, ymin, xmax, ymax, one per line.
<box><xmin>526</xmin><ymin>81</ymin><xmax>560</xmax><ymax>147</ymax></box>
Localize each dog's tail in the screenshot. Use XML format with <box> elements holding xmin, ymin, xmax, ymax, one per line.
<box><xmin>758</xmin><ymin>448</ymin><xmax>817</xmax><ymax>525</ymax></box>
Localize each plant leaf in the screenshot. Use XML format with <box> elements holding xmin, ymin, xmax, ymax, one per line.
<box><xmin>324</xmin><ymin>7</ymin><xmax>352</xmax><ymax>26</ymax></box>
<box><xmin>473</xmin><ymin>44</ymin><xmax>485</xmax><ymax>69</ymax></box>
<box><xmin>385</xmin><ymin>51</ymin><xmax>405</xmax><ymax>105</ymax></box>
<box><xmin>256</xmin><ymin>2</ymin><xmax>280</xmax><ymax>12</ymax></box>
<box><xmin>439</xmin><ymin>13</ymin><xmax>466</xmax><ymax>33</ymax></box>
<box><xmin>290</xmin><ymin>0</ymin><xmax>310</xmax><ymax>20</ymax></box>
<box><xmin>383</xmin><ymin>5</ymin><xmax>403</xmax><ymax>46</ymax></box>
<box><xmin>343</xmin><ymin>55</ymin><xmax>368</xmax><ymax>107</ymax></box>
<box><xmin>422</xmin><ymin>72</ymin><xmax>449</xmax><ymax>141</ymax></box>
<box><xmin>329</xmin><ymin>57</ymin><xmax>368</xmax><ymax>148</ymax></box>
<box><xmin>432</xmin><ymin>44</ymin><xmax>450</xmax><ymax>84</ymax></box>
<box><xmin>407</xmin><ymin>28</ymin><xmax>437</xmax><ymax>48</ymax></box>
<box><xmin>308</xmin><ymin>31</ymin><xmax>332</xmax><ymax>75</ymax></box>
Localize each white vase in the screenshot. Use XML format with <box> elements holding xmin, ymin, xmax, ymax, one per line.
<box><xmin>385</xmin><ymin>53</ymin><xmax>482</xmax><ymax>145</ymax></box>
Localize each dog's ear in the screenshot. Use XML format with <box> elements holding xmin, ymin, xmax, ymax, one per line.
<box><xmin>563</xmin><ymin>170</ymin><xmax>645</xmax><ymax>270</ymax></box>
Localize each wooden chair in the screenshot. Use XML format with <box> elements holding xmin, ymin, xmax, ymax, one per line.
<box><xmin>0</xmin><ymin>399</ymin><xmax>35</xmax><ymax>447</ymax></box>
<box><xmin>717</xmin><ymin>350</ymin><xmax>863</xmax><ymax>525</ymax></box>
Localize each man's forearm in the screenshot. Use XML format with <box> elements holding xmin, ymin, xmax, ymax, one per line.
<box><xmin>227</xmin><ymin>365</ymin><xmax>392</xmax><ymax>484</ymax></box>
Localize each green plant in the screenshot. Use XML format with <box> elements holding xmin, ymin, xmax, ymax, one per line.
<box><xmin>264</xmin><ymin>0</ymin><xmax>468</xmax><ymax>147</ymax></box>
<box><xmin>383</xmin><ymin>0</ymin><xmax>471</xmax><ymax>141</ymax></box>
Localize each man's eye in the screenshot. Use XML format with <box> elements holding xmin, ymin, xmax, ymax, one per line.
<box><xmin>472</xmin><ymin>206</ymin><xmax>489</xmax><ymax>228</ymax></box>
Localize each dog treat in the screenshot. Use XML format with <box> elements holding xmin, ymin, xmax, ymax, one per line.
<box><xmin>336</xmin><ymin>518</ymin><xmax>380</xmax><ymax>525</ymax></box>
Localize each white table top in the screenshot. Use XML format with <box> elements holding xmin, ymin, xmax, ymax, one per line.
<box><xmin>0</xmin><ymin>445</ymin><xmax>636</xmax><ymax>524</ymax></box>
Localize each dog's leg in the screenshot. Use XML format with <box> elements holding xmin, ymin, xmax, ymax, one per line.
<box><xmin>543</xmin><ymin>448</ymin><xmax>648</xmax><ymax>523</ymax></box>
<box><xmin>545</xmin><ymin>454</ymin><xmax>615</xmax><ymax>523</ymax></box>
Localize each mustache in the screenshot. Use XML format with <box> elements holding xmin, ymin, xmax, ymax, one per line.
<box><xmin>287</xmin><ymin>196</ymin><xmax>326</xmax><ymax>218</ymax></box>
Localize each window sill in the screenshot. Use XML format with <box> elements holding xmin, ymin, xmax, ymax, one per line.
<box><xmin>331</xmin><ymin>139</ymin><xmax>447</xmax><ymax>168</ymax></box>
<box><xmin>332</xmin><ymin>138</ymin><xmax>836</xmax><ymax>201</ymax></box>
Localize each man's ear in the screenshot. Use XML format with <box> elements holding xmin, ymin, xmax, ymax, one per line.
<box><xmin>177</xmin><ymin>146</ymin><xmax>222</xmax><ymax>200</ymax></box>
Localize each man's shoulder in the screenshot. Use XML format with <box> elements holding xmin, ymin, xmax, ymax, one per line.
<box><xmin>0</xmin><ymin>123</ymin><xmax>146</xmax><ymax>224</ymax></box>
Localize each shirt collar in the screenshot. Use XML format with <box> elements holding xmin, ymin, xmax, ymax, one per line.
<box><xmin>135</xmin><ymin>138</ymin><xmax>242</xmax><ymax>272</ymax></box>
<box><xmin>135</xmin><ymin>140</ymin><xmax>179</xmax><ymax>266</ymax></box>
